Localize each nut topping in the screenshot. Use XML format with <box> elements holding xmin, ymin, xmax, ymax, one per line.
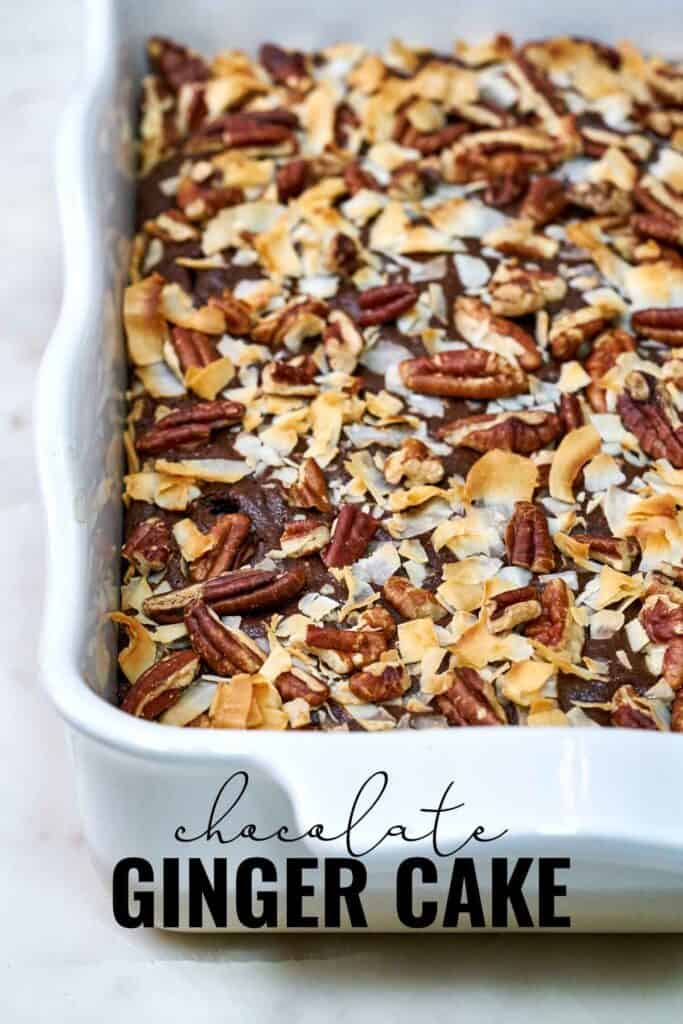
<box><xmin>306</xmin><ymin>624</ymin><xmax>390</xmax><ymax>674</ymax></box>
<box><xmin>170</xmin><ymin>327</ymin><xmax>218</xmax><ymax>372</ymax></box>
<box><xmin>662</xmin><ymin>638</ymin><xmax>683</xmax><ymax>690</ymax></box>
<box><xmin>611</xmin><ymin>685</ymin><xmax>660</xmax><ymax>730</ymax></box>
<box><xmin>549</xmin><ymin>306</ymin><xmax>613</xmax><ymax>361</ymax></box>
<box><xmin>280</xmin><ymin>519</ymin><xmax>330</xmax><ymax>557</ymax></box>
<box><xmin>185</xmin><ymin>600</ymin><xmax>264</xmax><ymax>675</ymax></box>
<box><xmin>519</xmin><ymin>175</ymin><xmax>567</xmax><ymax>226</ymax></box>
<box><xmin>435</xmin><ymin>668</ymin><xmax>505</xmax><ymax>726</ymax></box>
<box><xmin>525</xmin><ymin>579</ymin><xmax>584</xmax><ymax>663</ymax></box>
<box><xmin>617</xmin><ymin>372</ymin><xmax>683</xmax><ymax>467</ymax></box>
<box><xmin>122</xmin><ymin>517</ymin><xmax>173</xmax><ymax>574</ymax></box>
<box><xmin>276</xmin><ymin>159</ymin><xmax>310</xmax><ymax>202</ymax></box>
<box><xmin>288</xmin><ymin>458</ymin><xmax>331</xmax><ymax>513</ymax></box>
<box><xmin>322</xmin><ymin>505</ymin><xmax>379</xmax><ymax>568</ymax></box>
<box><xmin>274</xmin><ymin>669</ymin><xmax>330</xmax><ymax>707</ymax></box>
<box><xmin>189</xmin><ymin>513</ymin><xmax>252</xmax><ymax>581</ymax></box>
<box><xmin>399</xmin><ymin>349</ymin><xmax>527</xmax><ymax>399</ymax></box>
<box><xmin>505</xmin><ymin>501</ymin><xmax>556</xmax><ymax>574</ymax></box>
<box><xmin>631</xmin><ymin>307</ymin><xmax>683</xmax><ymax>346</ymax></box>
<box><xmin>143</xmin><ymin>567</ymin><xmax>306</xmax><ymax>623</ymax></box>
<box><xmin>259</xmin><ymin>42</ymin><xmax>309</xmax><ymax>88</ymax></box>
<box><xmin>349</xmin><ymin>663</ymin><xmax>408</xmax><ymax>702</ymax></box>
<box><xmin>487</xmin><ymin>586</ymin><xmax>542</xmax><ymax>633</ymax></box>
<box><xmin>122</xmin><ymin>649</ymin><xmax>200</xmax><ymax>719</ymax></box>
<box><xmin>673</xmin><ymin>690</ymin><xmax>683</xmax><ymax>733</ymax></box>
<box><xmin>488</xmin><ymin>262</ymin><xmax>567</xmax><ymax>317</ymax></box>
<box><xmin>135</xmin><ymin>400</ymin><xmax>244</xmax><ymax>455</ymax></box>
<box><xmin>357</xmin><ymin>283</ymin><xmax>418</xmax><ymax>326</ymax></box>
<box><xmin>585</xmin><ymin>329</ymin><xmax>636</xmax><ymax>412</ymax></box>
<box><xmin>440</xmin><ymin>410</ymin><xmax>561</xmax><ymax>454</ymax></box>
<box><xmin>569</xmin><ymin>534</ymin><xmax>639</xmax><ymax>571</ymax></box>
<box><xmin>383</xmin><ymin>439</ymin><xmax>444</xmax><ymax>485</ymax></box>
<box><xmin>454</xmin><ymin>296</ymin><xmax>541</xmax><ymax>371</ymax></box>
<box><xmin>382</xmin><ymin>576</ymin><xmax>447</xmax><ymax>621</ymax></box>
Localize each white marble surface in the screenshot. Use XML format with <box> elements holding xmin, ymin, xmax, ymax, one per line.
<box><xmin>3</xmin><ymin>1</ymin><xmax>683</xmax><ymax>1019</ymax></box>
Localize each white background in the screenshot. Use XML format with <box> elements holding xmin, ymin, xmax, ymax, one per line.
<box><xmin>3</xmin><ymin>1</ymin><xmax>683</xmax><ymax>1019</ymax></box>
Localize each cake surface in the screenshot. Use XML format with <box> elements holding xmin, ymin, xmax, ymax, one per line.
<box><xmin>117</xmin><ymin>33</ymin><xmax>683</xmax><ymax>732</ymax></box>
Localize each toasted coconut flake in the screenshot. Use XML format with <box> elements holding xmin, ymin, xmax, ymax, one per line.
<box><xmin>557</xmin><ymin>361</ymin><xmax>591</xmax><ymax>394</ymax></box>
<box><xmin>124</xmin><ymin>274</ymin><xmax>169</xmax><ymax>366</ymax></box>
<box><xmin>124</xmin><ymin>470</ymin><xmax>201</xmax><ymax>511</ymax></box>
<box><xmin>398</xmin><ymin>618</ymin><xmax>440</xmax><ymax>663</ymax></box>
<box><xmin>160</xmin><ymin>680</ymin><xmax>218</xmax><ymax>727</ymax></box>
<box><xmin>172</xmin><ymin>518</ymin><xmax>216</xmax><ymax>562</ymax></box>
<box><xmin>594</xmin><ymin>565</ymin><xmax>645</xmax><ymax>609</ymax></box>
<box><xmin>587</xmin><ymin>145</ymin><xmax>637</xmax><ymax>191</ymax></box>
<box><xmin>549</xmin><ymin>424</ymin><xmax>601</xmax><ymax>503</ymax></box>
<box><xmin>160</xmin><ymin>283</ymin><xmax>226</xmax><ymax>334</ymax></box>
<box><xmin>110</xmin><ymin>612</ymin><xmax>156</xmax><ymax>683</ymax></box>
<box><xmin>453</xmin><ymin>619</ymin><xmax>533</xmax><ymax>668</ymax></box>
<box><xmin>202</xmin><ymin>201</ymin><xmax>286</xmax><ymax>255</ymax></box>
<box><xmin>500</xmin><ymin>660</ymin><xmax>554</xmax><ymax>707</ymax></box>
<box><xmin>185</xmin><ymin>356</ymin><xmax>235</xmax><ymax>399</ymax></box>
<box><xmin>209</xmin><ymin>675</ymin><xmax>254</xmax><ymax>729</ymax></box>
<box><xmin>138</xmin><ymin>361</ymin><xmax>187</xmax><ymax>398</ymax></box>
<box><xmin>464</xmin><ymin>450</ymin><xmax>538</xmax><ymax>506</ymax></box>
<box><xmin>154</xmin><ymin>457</ymin><xmax>251</xmax><ymax>484</ymax></box>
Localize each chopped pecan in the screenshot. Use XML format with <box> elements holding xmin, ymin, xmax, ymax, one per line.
<box><xmin>206</xmin><ymin>290</ymin><xmax>253</xmax><ymax>335</ymax></box>
<box><xmin>611</xmin><ymin>685</ymin><xmax>660</xmax><ymax>730</ymax></box>
<box><xmin>220</xmin><ymin>113</ymin><xmax>294</xmax><ymax>149</ymax></box>
<box><xmin>454</xmin><ymin>296</ymin><xmax>541</xmax><ymax>371</ymax></box>
<box><xmin>484</xmin><ymin>170</ymin><xmax>528</xmax><ymax>208</ymax></box>
<box><xmin>357</xmin><ymin>606</ymin><xmax>397</xmax><ymax>637</ymax></box>
<box><xmin>176</xmin><ymin>178</ymin><xmax>243</xmax><ymax>220</ymax></box>
<box><xmin>549</xmin><ymin>306</ymin><xmax>612</xmax><ymax>361</ymax></box>
<box><xmin>344</xmin><ymin>161</ymin><xmax>381</xmax><ymax>195</ymax></box>
<box><xmin>520</xmin><ymin>175</ymin><xmax>567</xmax><ymax>226</ymax></box>
<box><xmin>639</xmin><ymin>594</ymin><xmax>683</xmax><ymax>644</ymax></box>
<box><xmin>170</xmin><ymin>327</ymin><xmax>217</xmax><ymax>372</ymax></box>
<box><xmin>144</xmin><ymin>209</ymin><xmax>198</xmax><ymax>243</ymax></box>
<box><xmin>488</xmin><ymin>261</ymin><xmax>567</xmax><ymax>316</ymax></box>
<box><xmin>487</xmin><ymin>586</ymin><xmax>542</xmax><ymax>633</ymax></box>
<box><xmin>349</xmin><ymin>663</ymin><xmax>408</xmax><ymax>702</ymax></box>
<box><xmin>280</xmin><ymin>519</ymin><xmax>330</xmax><ymax>557</ymax></box>
<box><xmin>567</xmin><ymin>181</ymin><xmax>633</xmax><ymax>218</ymax></box>
<box><xmin>189</xmin><ymin>513</ymin><xmax>252</xmax><ymax>581</ymax></box>
<box><xmin>185</xmin><ymin>600</ymin><xmax>264</xmax><ymax>675</ymax></box>
<box><xmin>435</xmin><ymin>668</ymin><xmax>505</xmax><ymax>726</ymax></box>
<box><xmin>632</xmin><ymin>307</ymin><xmax>683</xmax><ymax>346</ymax></box>
<box><xmin>147</xmin><ymin>37</ymin><xmax>208</xmax><ymax>91</ymax></box>
<box><xmin>322</xmin><ymin>505</ymin><xmax>379</xmax><ymax>568</ymax></box>
<box><xmin>631</xmin><ymin>212</ymin><xmax>683</xmax><ymax>247</ymax></box>
<box><xmin>505</xmin><ymin>501</ymin><xmax>555</xmax><ymax>574</ymax></box>
<box><xmin>559</xmin><ymin>393</ymin><xmax>584</xmax><ymax>432</ymax></box>
<box><xmin>135</xmin><ymin>399</ymin><xmax>244</xmax><ymax>455</ymax></box>
<box><xmin>252</xmin><ymin>298</ymin><xmax>328</xmax><ymax>348</ymax></box>
<box><xmin>143</xmin><ymin>566</ymin><xmax>306</xmax><ymax>623</ymax></box>
<box><xmin>399</xmin><ymin>349</ymin><xmax>527</xmax><ymax>399</ymax></box>
<box><xmin>122</xmin><ymin>649</ymin><xmax>199</xmax><ymax>719</ymax></box>
<box><xmin>274</xmin><ymin>669</ymin><xmax>329</xmax><ymax>707</ymax></box>
<box><xmin>662</xmin><ymin>638</ymin><xmax>683</xmax><ymax>690</ymax></box>
<box><xmin>262</xmin><ymin>356</ymin><xmax>318</xmax><ymax>395</ymax></box>
<box><xmin>306</xmin><ymin>624</ymin><xmax>390</xmax><ymax>674</ymax></box>
<box><xmin>673</xmin><ymin>690</ymin><xmax>683</xmax><ymax>733</ymax></box>
<box><xmin>382</xmin><ymin>576</ymin><xmax>446</xmax><ymax>621</ymax></box>
<box><xmin>526</xmin><ymin>579</ymin><xmax>584</xmax><ymax>662</ymax></box>
<box><xmin>276</xmin><ymin>159</ymin><xmax>310</xmax><ymax>202</ymax></box>
<box><xmin>357</xmin><ymin>283</ymin><xmax>418</xmax><ymax>326</ymax></box>
<box><xmin>122</xmin><ymin>517</ymin><xmax>172</xmax><ymax>574</ymax></box>
<box><xmin>617</xmin><ymin>371</ymin><xmax>683</xmax><ymax>468</ymax></box>
<box><xmin>399</xmin><ymin>121</ymin><xmax>467</xmax><ymax>154</ymax></box>
<box><xmin>288</xmin><ymin>458</ymin><xmax>331</xmax><ymax>513</ymax></box>
<box><xmin>328</xmin><ymin>233</ymin><xmax>360</xmax><ymax>276</ymax></box>
<box><xmin>323</xmin><ymin>310</ymin><xmax>363</xmax><ymax>374</ymax></box>
<box><xmin>383</xmin><ymin>439</ymin><xmax>443</xmax><ymax>485</ymax></box>
<box><xmin>440</xmin><ymin>409</ymin><xmax>561</xmax><ymax>455</ymax></box>
<box><xmin>585</xmin><ymin>329</ymin><xmax>636</xmax><ymax>412</ymax></box>
<box><xmin>259</xmin><ymin>42</ymin><xmax>309</xmax><ymax>88</ymax></box>
<box><xmin>570</xmin><ymin>534</ymin><xmax>639</xmax><ymax>571</ymax></box>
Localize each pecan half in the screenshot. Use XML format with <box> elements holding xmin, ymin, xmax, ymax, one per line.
<box><xmin>322</xmin><ymin>505</ymin><xmax>379</xmax><ymax>568</ymax></box>
<box><xmin>276</xmin><ymin>159</ymin><xmax>309</xmax><ymax>202</ymax></box>
<box><xmin>357</xmin><ymin>283</ymin><xmax>418</xmax><ymax>326</ymax></box>
<box><xmin>344</xmin><ymin>161</ymin><xmax>381</xmax><ymax>195</ymax></box>
<box><xmin>488</xmin><ymin>262</ymin><xmax>567</xmax><ymax>316</ymax></box>
<box><xmin>288</xmin><ymin>458</ymin><xmax>331</xmax><ymax>513</ymax></box>
<box><xmin>611</xmin><ymin>685</ymin><xmax>660</xmax><ymax>730</ymax></box>
<box><xmin>122</xmin><ymin>649</ymin><xmax>199</xmax><ymax>719</ymax></box>
<box><xmin>349</xmin><ymin>663</ymin><xmax>408</xmax><ymax>702</ymax></box>
<box><xmin>383</xmin><ymin>439</ymin><xmax>443</xmax><ymax>485</ymax></box>
<box><xmin>567</xmin><ymin>181</ymin><xmax>633</xmax><ymax>218</ymax></box>
<box><xmin>505</xmin><ymin>501</ymin><xmax>555</xmax><ymax>574</ymax></box>
<box><xmin>382</xmin><ymin>576</ymin><xmax>446</xmax><ymax>621</ymax></box>
<box><xmin>549</xmin><ymin>306</ymin><xmax>612</xmax><ymax>361</ymax></box>
<box><xmin>399</xmin><ymin>349</ymin><xmax>527</xmax><ymax>399</ymax></box>
<box><xmin>185</xmin><ymin>600</ymin><xmax>264</xmax><ymax>675</ymax></box>
<box><xmin>262</xmin><ymin>355</ymin><xmax>318</xmax><ymax>395</ymax></box>
<box><xmin>617</xmin><ymin>371</ymin><xmax>683</xmax><ymax>468</ymax></box>
<box><xmin>147</xmin><ymin>37</ymin><xmax>208</xmax><ymax>91</ymax></box>
<box><xmin>122</xmin><ymin>517</ymin><xmax>172</xmax><ymax>574</ymax></box>
<box><xmin>631</xmin><ymin>212</ymin><xmax>683</xmax><ymax>247</ymax></box>
<box><xmin>280</xmin><ymin>519</ymin><xmax>330</xmax><ymax>557</ymax></box>
<box><xmin>135</xmin><ymin>400</ymin><xmax>244</xmax><ymax>455</ymax></box>
<box><xmin>440</xmin><ymin>409</ymin><xmax>561</xmax><ymax>455</ymax></box>
<box><xmin>306</xmin><ymin>624</ymin><xmax>389</xmax><ymax>674</ymax></box>
<box><xmin>454</xmin><ymin>296</ymin><xmax>541</xmax><ymax>371</ymax></box>
<box><xmin>435</xmin><ymin>668</ymin><xmax>505</xmax><ymax>726</ymax></box>
<box><xmin>570</xmin><ymin>534</ymin><xmax>639</xmax><ymax>571</ymax></box>
<box><xmin>259</xmin><ymin>42</ymin><xmax>309</xmax><ymax>88</ymax></box>
<box><xmin>399</xmin><ymin>121</ymin><xmax>467</xmax><ymax>155</ymax></box>
<box><xmin>170</xmin><ymin>327</ymin><xmax>217</xmax><ymax>372</ymax></box>
<box><xmin>520</xmin><ymin>176</ymin><xmax>567</xmax><ymax>226</ymax></box>
<box><xmin>220</xmin><ymin>114</ymin><xmax>294</xmax><ymax>149</ymax></box>
<box><xmin>189</xmin><ymin>513</ymin><xmax>252</xmax><ymax>581</ymax></box>
<box><xmin>585</xmin><ymin>329</ymin><xmax>636</xmax><ymax>412</ymax></box>
<box><xmin>487</xmin><ymin>586</ymin><xmax>542</xmax><ymax>633</ymax></box>
<box><xmin>328</xmin><ymin>233</ymin><xmax>360</xmax><ymax>276</ymax></box>
<box><xmin>143</xmin><ymin>566</ymin><xmax>306</xmax><ymax>623</ymax></box>
<box><xmin>559</xmin><ymin>393</ymin><xmax>584</xmax><ymax>432</ymax></box>
<box><xmin>640</xmin><ymin>594</ymin><xmax>683</xmax><ymax>644</ymax></box>
<box><xmin>662</xmin><ymin>638</ymin><xmax>683</xmax><ymax>690</ymax></box>
<box><xmin>274</xmin><ymin>669</ymin><xmax>329</xmax><ymax>707</ymax></box>
<box><xmin>526</xmin><ymin>579</ymin><xmax>584</xmax><ymax>662</ymax></box>
<box><xmin>206</xmin><ymin>289</ymin><xmax>252</xmax><ymax>335</ymax></box>
<box><xmin>632</xmin><ymin>307</ymin><xmax>683</xmax><ymax>346</ymax></box>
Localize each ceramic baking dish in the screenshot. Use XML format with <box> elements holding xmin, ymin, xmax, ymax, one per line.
<box><xmin>36</xmin><ymin>0</ymin><xmax>683</xmax><ymax>930</ymax></box>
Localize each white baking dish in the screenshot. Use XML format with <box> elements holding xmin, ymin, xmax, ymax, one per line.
<box><xmin>36</xmin><ymin>0</ymin><xmax>683</xmax><ymax>930</ymax></box>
